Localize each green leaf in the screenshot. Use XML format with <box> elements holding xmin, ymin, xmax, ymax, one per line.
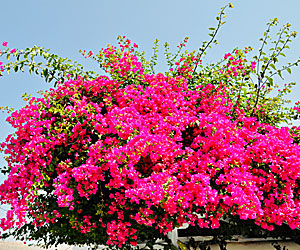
<box><xmin>42</xmin><ymin>68</ymin><xmax>49</xmax><ymax>78</ymax></box>
<box><xmin>278</xmin><ymin>70</ymin><xmax>284</xmax><ymax>80</ymax></box>
<box><xmin>13</xmin><ymin>65</ymin><xmax>18</xmax><ymax>72</ymax></box>
<box><xmin>269</xmin><ymin>64</ymin><xmax>276</xmax><ymax>71</ymax></box>
<box><xmin>286</xmin><ymin>67</ymin><xmax>292</xmax><ymax>74</ymax></box>
<box><xmin>266</xmin><ymin>76</ymin><xmax>274</xmax><ymax>87</ymax></box>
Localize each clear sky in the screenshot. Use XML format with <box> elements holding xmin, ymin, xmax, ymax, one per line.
<box><xmin>0</xmin><ymin>0</ymin><xmax>300</xmax><ymax>222</ymax></box>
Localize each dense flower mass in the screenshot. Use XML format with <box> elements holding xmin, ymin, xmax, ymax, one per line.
<box><xmin>1</xmin><ymin>38</ymin><xmax>300</xmax><ymax>248</ymax></box>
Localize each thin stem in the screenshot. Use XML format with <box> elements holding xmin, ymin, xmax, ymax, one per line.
<box><xmin>192</xmin><ymin>5</ymin><xmax>229</xmax><ymax>75</ymax></box>
<box><xmin>256</xmin><ymin>20</ymin><xmax>275</xmax><ymax>75</ymax></box>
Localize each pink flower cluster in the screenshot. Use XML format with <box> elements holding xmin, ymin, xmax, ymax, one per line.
<box><xmin>0</xmin><ymin>41</ymin><xmax>17</xmax><ymax>75</ymax></box>
<box><xmin>1</xmin><ymin>40</ymin><xmax>300</xmax><ymax>247</ymax></box>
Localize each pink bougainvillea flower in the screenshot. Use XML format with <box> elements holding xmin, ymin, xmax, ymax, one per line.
<box><xmin>251</xmin><ymin>61</ymin><xmax>256</xmax><ymax>71</ymax></box>
<box><xmin>0</xmin><ymin>38</ymin><xmax>300</xmax><ymax>248</ymax></box>
<box><xmin>2</xmin><ymin>41</ymin><xmax>8</xmax><ymax>47</ymax></box>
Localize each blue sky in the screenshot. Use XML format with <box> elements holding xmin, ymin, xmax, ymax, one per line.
<box><xmin>1</xmin><ymin>0</ymin><xmax>300</xmax><ymax>117</ymax></box>
<box><xmin>0</xmin><ymin>0</ymin><xmax>300</xmax><ymax>219</ymax></box>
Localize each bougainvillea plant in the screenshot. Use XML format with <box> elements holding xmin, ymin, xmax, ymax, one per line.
<box><xmin>1</xmin><ymin>4</ymin><xmax>300</xmax><ymax>250</ymax></box>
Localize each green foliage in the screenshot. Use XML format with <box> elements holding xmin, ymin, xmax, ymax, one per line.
<box><xmin>0</xmin><ymin>45</ymin><xmax>97</xmax><ymax>87</ymax></box>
